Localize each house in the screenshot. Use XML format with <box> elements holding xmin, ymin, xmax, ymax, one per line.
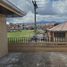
<box><xmin>7</xmin><ymin>24</ymin><xmax>23</xmax><ymax>32</ymax></box>
<box><xmin>47</xmin><ymin>23</ymin><xmax>67</xmax><ymax>42</ymax></box>
<box><xmin>0</xmin><ymin>0</ymin><xmax>25</xmax><ymax>57</ymax></box>
<box><xmin>42</xmin><ymin>23</ymin><xmax>54</xmax><ymax>30</ymax></box>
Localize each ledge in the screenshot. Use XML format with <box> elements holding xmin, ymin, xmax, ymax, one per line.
<box><xmin>0</xmin><ymin>0</ymin><xmax>26</xmax><ymax>17</ymax></box>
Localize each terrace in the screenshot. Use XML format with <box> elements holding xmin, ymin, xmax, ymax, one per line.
<box><xmin>0</xmin><ymin>0</ymin><xmax>67</xmax><ymax>56</ymax></box>
<box><xmin>0</xmin><ymin>0</ymin><xmax>67</xmax><ymax>67</ymax></box>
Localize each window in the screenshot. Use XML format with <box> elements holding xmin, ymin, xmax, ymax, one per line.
<box><xmin>54</xmin><ymin>32</ymin><xmax>65</xmax><ymax>38</ymax></box>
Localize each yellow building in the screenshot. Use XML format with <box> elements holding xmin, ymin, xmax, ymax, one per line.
<box><xmin>0</xmin><ymin>0</ymin><xmax>25</xmax><ymax>57</ymax></box>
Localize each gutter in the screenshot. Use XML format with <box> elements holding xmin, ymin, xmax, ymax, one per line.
<box><xmin>0</xmin><ymin>0</ymin><xmax>26</xmax><ymax>17</ymax></box>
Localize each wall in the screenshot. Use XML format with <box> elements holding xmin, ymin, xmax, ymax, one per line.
<box><xmin>0</xmin><ymin>14</ymin><xmax>8</xmax><ymax>57</ymax></box>
<box><xmin>65</xmin><ymin>32</ymin><xmax>67</xmax><ymax>41</ymax></box>
<box><xmin>8</xmin><ymin>42</ymin><xmax>67</xmax><ymax>52</ymax></box>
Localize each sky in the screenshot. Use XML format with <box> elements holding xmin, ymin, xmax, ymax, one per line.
<box><xmin>7</xmin><ymin>0</ymin><xmax>67</xmax><ymax>24</ymax></box>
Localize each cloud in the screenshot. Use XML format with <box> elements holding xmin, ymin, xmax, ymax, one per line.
<box><xmin>6</xmin><ymin>0</ymin><xmax>67</xmax><ymax>23</ymax></box>
<box><xmin>53</xmin><ymin>0</ymin><xmax>65</xmax><ymax>14</ymax></box>
<box><xmin>7</xmin><ymin>12</ymin><xmax>67</xmax><ymax>23</ymax></box>
<box><xmin>8</xmin><ymin>0</ymin><xmax>67</xmax><ymax>15</ymax></box>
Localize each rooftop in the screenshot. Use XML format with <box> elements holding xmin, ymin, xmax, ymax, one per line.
<box><xmin>48</xmin><ymin>22</ymin><xmax>67</xmax><ymax>32</ymax></box>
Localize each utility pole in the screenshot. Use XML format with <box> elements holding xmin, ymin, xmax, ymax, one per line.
<box><xmin>32</xmin><ymin>0</ymin><xmax>38</xmax><ymax>42</ymax></box>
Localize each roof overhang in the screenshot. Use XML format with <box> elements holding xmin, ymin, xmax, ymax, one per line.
<box><xmin>0</xmin><ymin>0</ymin><xmax>26</xmax><ymax>17</ymax></box>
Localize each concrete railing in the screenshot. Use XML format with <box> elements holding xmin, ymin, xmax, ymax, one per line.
<box><xmin>8</xmin><ymin>37</ymin><xmax>67</xmax><ymax>44</ymax></box>
<box><xmin>8</xmin><ymin>42</ymin><xmax>67</xmax><ymax>52</ymax></box>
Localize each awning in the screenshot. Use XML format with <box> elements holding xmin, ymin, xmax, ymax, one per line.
<box><xmin>0</xmin><ymin>0</ymin><xmax>26</xmax><ymax>17</ymax></box>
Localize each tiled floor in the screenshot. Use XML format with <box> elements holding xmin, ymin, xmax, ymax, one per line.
<box><xmin>0</xmin><ymin>52</ymin><xmax>67</xmax><ymax>67</ymax></box>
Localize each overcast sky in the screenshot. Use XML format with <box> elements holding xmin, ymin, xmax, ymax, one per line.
<box><xmin>7</xmin><ymin>0</ymin><xmax>67</xmax><ymax>23</ymax></box>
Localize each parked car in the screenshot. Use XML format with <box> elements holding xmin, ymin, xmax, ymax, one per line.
<box><xmin>30</xmin><ymin>34</ymin><xmax>48</xmax><ymax>42</ymax></box>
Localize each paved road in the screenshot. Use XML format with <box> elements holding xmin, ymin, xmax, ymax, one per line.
<box><xmin>0</xmin><ymin>52</ymin><xmax>67</xmax><ymax>67</ymax></box>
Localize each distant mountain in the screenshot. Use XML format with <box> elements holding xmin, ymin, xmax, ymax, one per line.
<box><xmin>36</xmin><ymin>21</ymin><xmax>50</xmax><ymax>24</ymax></box>
<box><xmin>36</xmin><ymin>20</ymin><xmax>63</xmax><ymax>24</ymax></box>
<box><xmin>14</xmin><ymin>20</ymin><xmax>63</xmax><ymax>25</ymax></box>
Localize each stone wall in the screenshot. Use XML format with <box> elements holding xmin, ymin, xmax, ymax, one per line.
<box><xmin>0</xmin><ymin>14</ymin><xmax>8</xmax><ymax>57</ymax></box>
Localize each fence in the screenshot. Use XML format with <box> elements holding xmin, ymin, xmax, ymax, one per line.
<box><xmin>8</xmin><ymin>37</ymin><xmax>67</xmax><ymax>44</ymax></box>
<box><xmin>8</xmin><ymin>37</ymin><xmax>67</xmax><ymax>52</ymax></box>
<box><xmin>8</xmin><ymin>37</ymin><xmax>31</xmax><ymax>43</ymax></box>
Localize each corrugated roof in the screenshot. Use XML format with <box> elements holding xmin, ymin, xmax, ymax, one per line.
<box><xmin>48</xmin><ymin>22</ymin><xmax>67</xmax><ymax>32</ymax></box>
